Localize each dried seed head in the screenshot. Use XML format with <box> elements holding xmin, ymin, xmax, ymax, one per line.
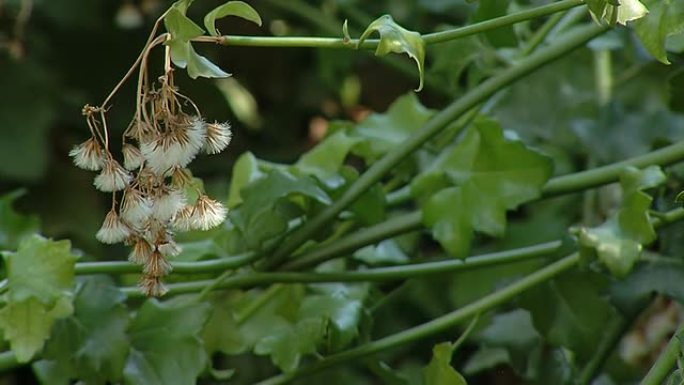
<box><xmin>204</xmin><ymin>121</ymin><xmax>232</xmax><ymax>154</ymax></box>
<box><xmin>69</xmin><ymin>137</ymin><xmax>105</xmax><ymax>171</ymax></box>
<box><xmin>157</xmin><ymin>239</ymin><xmax>181</xmax><ymax>257</ymax></box>
<box><xmin>94</xmin><ymin>158</ymin><xmax>132</xmax><ymax>192</ymax></box>
<box><xmin>129</xmin><ymin>238</ymin><xmax>153</xmax><ymax>264</ymax></box>
<box><xmin>152</xmin><ymin>187</ymin><xmax>186</xmax><ymax>222</ymax></box>
<box><xmin>139</xmin><ymin>274</ymin><xmax>168</xmax><ymax>297</ymax></box>
<box><xmin>96</xmin><ymin>209</ymin><xmax>131</xmax><ymax>244</ymax></box>
<box><xmin>172</xmin><ymin>205</ymin><xmax>195</xmax><ymax>231</ymax></box>
<box><xmin>143</xmin><ymin>249</ymin><xmax>172</xmax><ymax>277</ymax></box>
<box><xmin>120</xmin><ymin>188</ymin><xmax>153</xmax><ymax>227</ymax></box>
<box><xmin>122</xmin><ymin>143</ymin><xmax>145</xmax><ymax>170</ymax></box>
<box><xmin>192</xmin><ymin>195</ymin><xmax>227</xmax><ymax>230</ymax></box>
<box><xmin>140</xmin><ymin>117</ymin><xmax>206</xmax><ymax>175</ymax></box>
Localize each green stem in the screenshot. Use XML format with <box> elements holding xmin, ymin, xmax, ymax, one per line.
<box><xmin>204</xmin><ymin>0</ymin><xmax>584</xmax><ymax>49</ymax></box>
<box><xmin>578</xmin><ymin>299</ymin><xmax>649</xmax><ymax>385</ymax></box>
<box><xmin>519</xmin><ymin>11</ymin><xmax>566</xmax><ymax>57</ymax></box>
<box><xmin>122</xmin><ymin>241</ymin><xmax>562</xmax><ymax>298</ymax></box>
<box><xmin>75</xmin><ymin>252</ymin><xmax>257</xmax><ymax>275</ymax></box>
<box><xmin>640</xmin><ymin>322</ymin><xmax>684</xmax><ymax>385</ymax></box>
<box><xmin>264</xmin><ymin>24</ymin><xmax>608</xmax><ymax>268</ymax></box>
<box><xmin>255</xmin><ymin>253</ymin><xmax>582</xmax><ymax>385</ymax></box>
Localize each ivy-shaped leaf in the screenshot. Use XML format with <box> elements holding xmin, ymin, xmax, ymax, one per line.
<box><xmin>586</xmin><ymin>0</ymin><xmax>649</xmax><ymax>26</ymax></box>
<box><xmin>575</xmin><ymin>166</ymin><xmax>665</xmax><ymax>277</ymax></box>
<box><xmin>123</xmin><ymin>298</ymin><xmax>211</xmax><ymax>385</ymax></box>
<box><xmin>0</xmin><ymin>189</ymin><xmax>40</xmax><ymax>250</ymax></box>
<box><xmin>633</xmin><ymin>0</ymin><xmax>684</xmax><ymax>64</ymax></box>
<box><xmin>230</xmin><ymin>169</ymin><xmax>331</xmax><ymax>249</ymax></box>
<box><xmin>0</xmin><ymin>235</ymin><xmax>78</xmax><ymax>362</ymax></box>
<box><xmin>294</xmin><ymin>130</ymin><xmax>362</xmax><ymax>189</ymax></box>
<box><xmin>349</xmin><ymin>92</ymin><xmax>434</xmax><ymax>162</ymax></box>
<box><xmin>227</xmin><ymin>152</ymin><xmax>265</xmax><ymax>208</ymax></box>
<box><xmin>204</xmin><ymin>1</ymin><xmax>262</xmax><ymax>36</ymax></box>
<box><xmin>412</xmin><ymin>117</ymin><xmax>553</xmax><ymax>257</ymax></box>
<box><xmin>254</xmin><ymin>317</ymin><xmax>325</xmax><ymax>372</ymax></box>
<box><xmin>34</xmin><ymin>277</ymin><xmax>129</xmax><ymax>385</ymax></box>
<box><xmin>358</xmin><ymin>15</ymin><xmax>426</xmax><ymax>91</ymax></box>
<box><xmin>163</xmin><ymin>3</ymin><xmax>230</xmax><ymax>79</ymax></box>
<box><xmin>423</xmin><ymin>342</ymin><xmax>468</xmax><ymax>385</ymax></box>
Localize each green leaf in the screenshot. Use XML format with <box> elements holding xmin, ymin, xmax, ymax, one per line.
<box><xmin>587</xmin><ymin>0</ymin><xmax>649</xmax><ymax>25</ymax></box>
<box><xmin>0</xmin><ymin>190</ymin><xmax>40</xmax><ymax>250</ymax></box>
<box><xmin>575</xmin><ymin>166</ymin><xmax>665</xmax><ymax>277</ymax></box>
<box><xmin>231</xmin><ymin>169</ymin><xmax>331</xmax><ymax>249</ymax></box>
<box><xmin>36</xmin><ymin>277</ymin><xmax>129</xmax><ymax>384</ymax></box>
<box><xmin>412</xmin><ymin>117</ymin><xmax>553</xmax><ymax>257</ymax></box>
<box><xmin>186</xmin><ymin>43</ymin><xmax>231</xmax><ymax>79</ymax></box>
<box><xmin>0</xmin><ymin>235</ymin><xmax>78</xmax><ymax>362</ymax></box>
<box><xmin>254</xmin><ymin>317</ymin><xmax>325</xmax><ymax>372</ymax></box>
<box><xmin>0</xmin><ymin>297</ymin><xmax>72</xmax><ymax>363</ymax></box>
<box><xmin>351</xmin><ymin>93</ymin><xmax>434</xmax><ymax>162</ymax></box>
<box><xmin>520</xmin><ymin>271</ymin><xmax>618</xmax><ymax>363</ymax></box>
<box><xmin>204</xmin><ymin>1</ymin><xmax>262</xmax><ymax>36</ymax></box>
<box><xmin>358</xmin><ymin>15</ymin><xmax>426</xmax><ymax>91</ymax></box>
<box><xmin>610</xmin><ymin>258</ymin><xmax>684</xmax><ymax>313</ymax></box>
<box><xmin>124</xmin><ymin>298</ymin><xmax>211</xmax><ymax>385</ymax></box>
<box><xmin>163</xmin><ymin>6</ymin><xmax>230</xmax><ymax>79</ymax></box>
<box><xmin>468</xmin><ymin>309</ymin><xmax>540</xmax><ymax>375</ymax></box>
<box><xmin>3</xmin><ymin>235</ymin><xmax>78</xmax><ymax>304</ymax></box>
<box><xmin>227</xmin><ymin>152</ymin><xmax>265</xmax><ymax>208</ymax></box>
<box><xmin>633</xmin><ymin>0</ymin><xmax>684</xmax><ymax>64</ymax></box>
<box><xmin>354</xmin><ymin>239</ymin><xmax>409</xmax><ymax>265</ymax></box>
<box><xmin>164</xmin><ymin>8</ymin><xmax>204</xmax><ymax>42</ymax></box>
<box><xmin>295</xmin><ymin>130</ymin><xmax>362</xmax><ymax>188</ymax></box>
<box><xmin>423</xmin><ymin>342</ymin><xmax>467</xmax><ymax>385</ymax></box>
<box><xmin>472</xmin><ymin>0</ymin><xmax>516</xmax><ymax>47</ymax></box>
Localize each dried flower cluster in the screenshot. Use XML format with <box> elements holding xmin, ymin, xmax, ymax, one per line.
<box><xmin>71</xmin><ymin>75</ymin><xmax>232</xmax><ymax>296</ymax></box>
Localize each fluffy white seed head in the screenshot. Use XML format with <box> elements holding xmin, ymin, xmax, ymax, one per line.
<box><xmin>122</xmin><ymin>143</ymin><xmax>145</xmax><ymax>170</ymax></box>
<box><xmin>96</xmin><ymin>209</ymin><xmax>131</xmax><ymax>244</ymax></box>
<box><xmin>157</xmin><ymin>240</ymin><xmax>181</xmax><ymax>257</ymax></box>
<box><xmin>69</xmin><ymin>137</ymin><xmax>105</xmax><ymax>171</ymax></box>
<box><xmin>152</xmin><ymin>188</ymin><xmax>186</xmax><ymax>222</ymax></box>
<box><xmin>120</xmin><ymin>188</ymin><xmax>153</xmax><ymax>227</ymax></box>
<box><xmin>204</xmin><ymin>121</ymin><xmax>232</xmax><ymax>154</ymax></box>
<box><xmin>139</xmin><ymin>116</ymin><xmax>206</xmax><ymax>176</ymax></box>
<box><xmin>129</xmin><ymin>238</ymin><xmax>153</xmax><ymax>264</ymax></box>
<box><xmin>191</xmin><ymin>195</ymin><xmax>228</xmax><ymax>231</ymax></box>
<box><xmin>93</xmin><ymin>158</ymin><xmax>132</xmax><ymax>192</ymax></box>
<box><xmin>172</xmin><ymin>205</ymin><xmax>195</xmax><ymax>232</ymax></box>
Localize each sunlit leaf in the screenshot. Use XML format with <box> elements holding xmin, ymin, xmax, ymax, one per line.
<box><xmin>633</xmin><ymin>0</ymin><xmax>684</xmax><ymax>64</ymax></box>
<box><xmin>575</xmin><ymin>166</ymin><xmax>665</xmax><ymax>277</ymax></box>
<box><xmin>204</xmin><ymin>1</ymin><xmax>262</xmax><ymax>36</ymax></box>
<box><xmin>358</xmin><ymin>15</ymin><xmax>426</xmax><ymax>91</ymax></box>
<box><xmin>423</xmin><ymin>342</ymin><xmax>467</xmax><ymax>385</ymax></box>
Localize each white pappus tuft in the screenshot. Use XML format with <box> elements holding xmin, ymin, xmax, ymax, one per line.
<box><xmin>96</xmin><ymin>209</ymin><xmax>131</xmax><ymax>244</ymax></box>
<box><xmin>70</xmin><ymin>137</ymin><xmax>105</xmax><ymax>171</ymax></box>
<box><xmin>94</xmin><ymin>158</ymin><xmax>132</xmax><ymax>192</ymax></box>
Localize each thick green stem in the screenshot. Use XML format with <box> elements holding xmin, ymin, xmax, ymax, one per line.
<box><xmin>640</xmin><ymin>322</ymin><xmax>684</xmax><ymax>385</ymax></box>
<box><xmin>264</xmin><ymin>24</ymin><xmax>608</xmax><ymax>268</ymax></box>
<box><xmin>75</xmin><ymin>252</ymin><xmax>257</xmax><ymax>275</ymax></box>
<box><xmin>255</xmin><ymin>253</ymin><xmax>582</xmax><ymax>385</ymax></box>
<box><xmin>122</xmin><ymin>241</ymin><xmax>561</xmax><ymax>298</ymax></box>
<box><xmin>207</xmin><ymin>0</ymin><xmax>583</xmax><ymax>49</ymax></box>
